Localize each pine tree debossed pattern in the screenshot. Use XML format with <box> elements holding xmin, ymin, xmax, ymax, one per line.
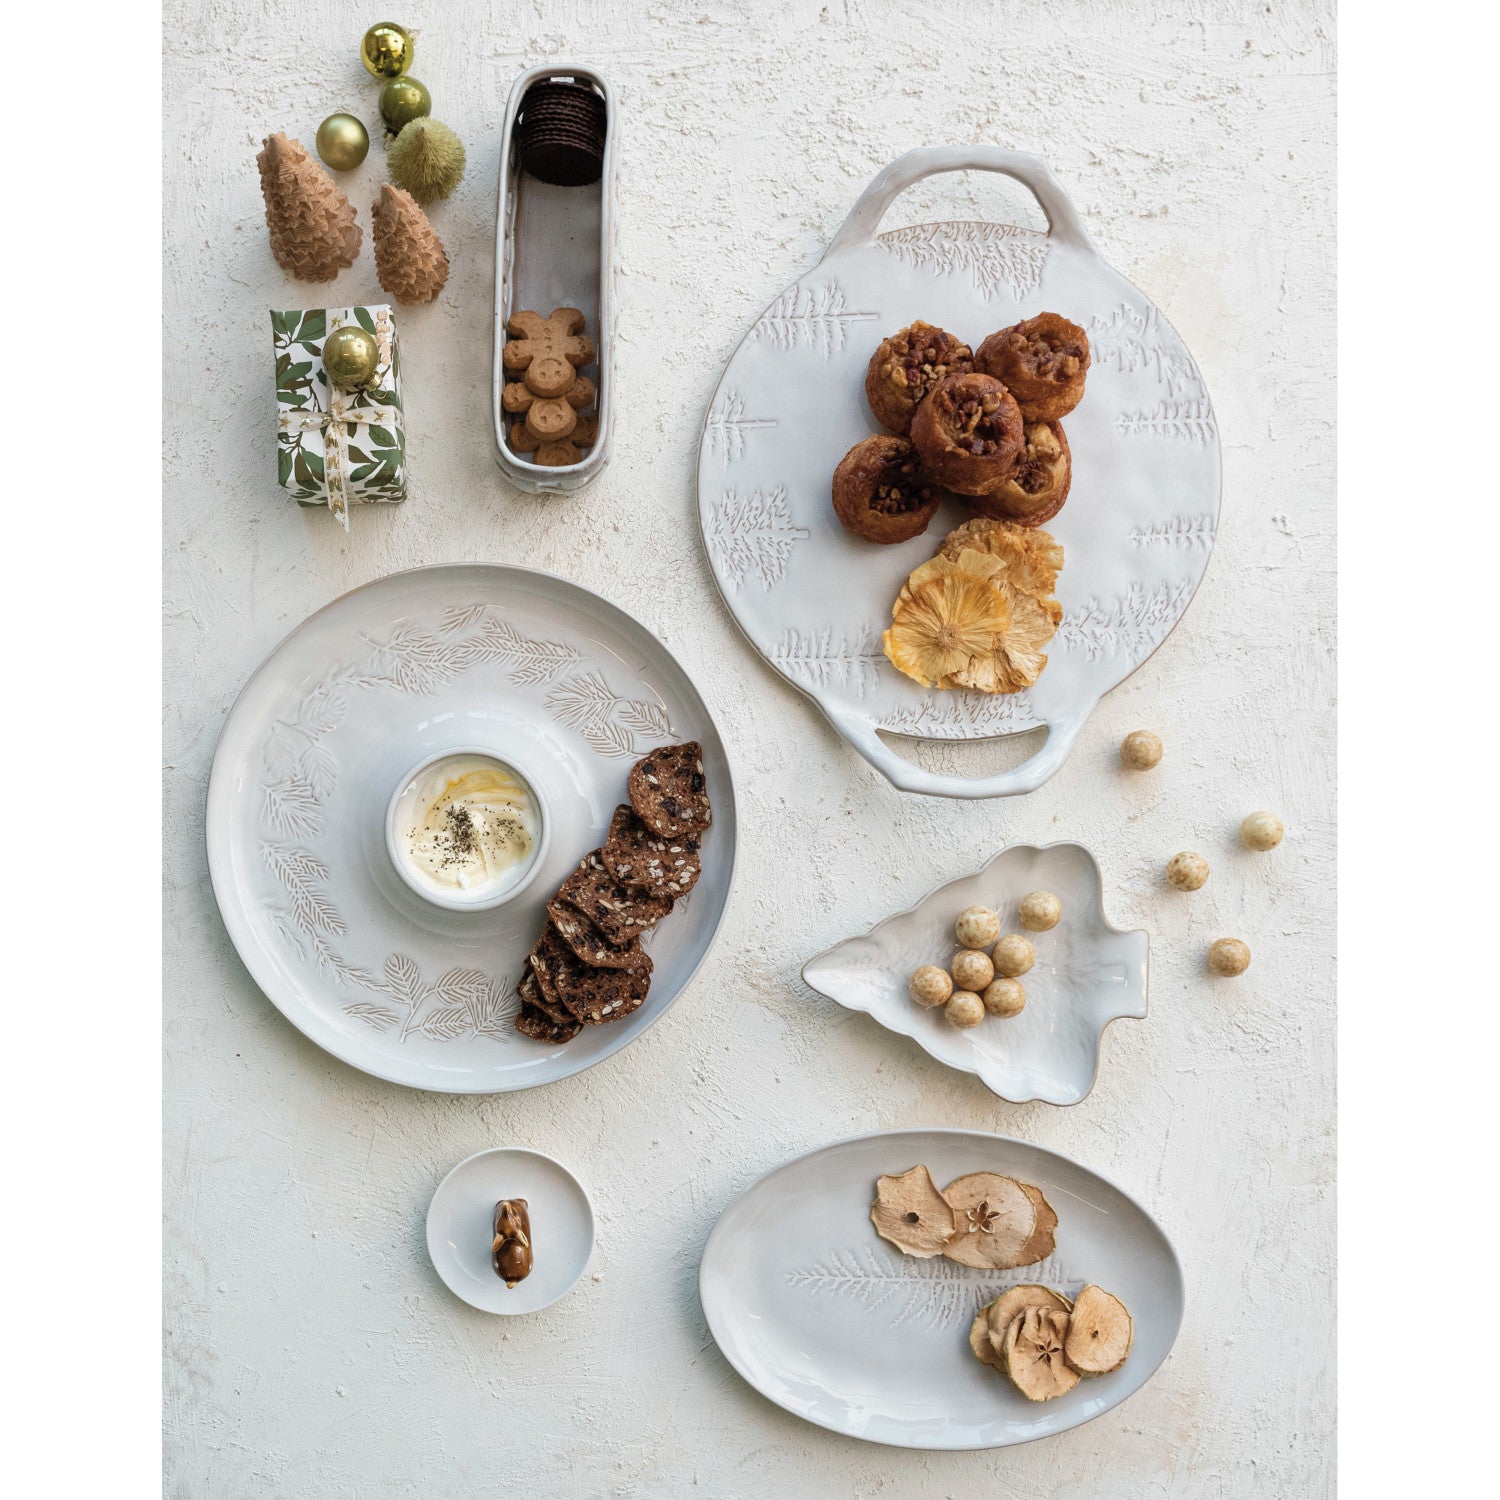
<box><xmin>258</xmin><ymin>133</ymin><xmax>361</xmax><ymax>282</ymax></box>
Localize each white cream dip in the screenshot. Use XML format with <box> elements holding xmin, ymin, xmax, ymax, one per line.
<box><xmin>392</xmin><ymin>754</ymin><xmax>539</xmax><ymax>902</ymax></box>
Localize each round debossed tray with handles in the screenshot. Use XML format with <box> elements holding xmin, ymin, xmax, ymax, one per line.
<box><xmin>696</xmin><ymin>146</ymin><xmax>1220</xmax><ymax>799</ymax></box>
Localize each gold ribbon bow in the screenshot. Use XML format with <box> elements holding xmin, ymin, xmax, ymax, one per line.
<box><xmin>277</xmin><ymin>309</ymin><xmax>398</xmax><ymax>531</ymax></box>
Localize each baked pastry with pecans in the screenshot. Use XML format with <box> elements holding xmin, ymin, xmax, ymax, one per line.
<box><xmin>974</xmin><ymin>313</ymin><xmax>1090</xmax><ymax>422</ymax></box>
<box><xmin>831</xmin><ymin>435</ymin><xmax>944</xmax><ymax>544</ymax></box>
<box><xmin>864</xmin><ymin>321</ymin><xmax>973</xmax><ymax>434</ymax></box>
<box><xmin>909</xmin><ymin>373</ymin><xmax>1023</xmax><ymax>496</ymax></box>
<box><xmin>962</xmin><ymin>419</ymin><xmax>1071</xmax><ymax>526</ymax></box>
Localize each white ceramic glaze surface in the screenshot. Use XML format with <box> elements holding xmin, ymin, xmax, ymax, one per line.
<box><xmin>426</xmin><ymin>1148</ymin><xmax>594</xmax><ymax>1314</ymax></box>
<box><xmin>696</xmin><ymin>146</ymin><xmax>1220</xmax><ymax>798</ymax></box>
<box><xmin>699</xmin><ymin>1129</ymin><xmax>1184</xmax><ymax>1449</ymax></box>
<box><xmin>802</xmin><ymin>843</ymin><xmax>1146</xmax><ymax>1105</ymax></box>
<box><xmin>206</xmin><ymin>564</ymin><xmax>736</xmax><ymax>1092</ymax></box>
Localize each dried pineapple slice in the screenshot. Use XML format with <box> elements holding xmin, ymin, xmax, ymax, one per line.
<box><xmin>940</xmin><ymin>516</ymin><xmax>1064</xmax><ymax>598</ymax></box>
<box><xmin>882</xmin><ymin>558</ymin><xmax>1011</xmax><ymax>688</ymax></box>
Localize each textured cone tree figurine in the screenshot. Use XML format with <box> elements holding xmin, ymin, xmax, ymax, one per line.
<box><xmin>386</xmin><ymin>117</ymin><xmax>466</xmax><ymax>204</ymax></box>
<box><xmin>257</xmin><ymin>133</ymin><xmax>361</xmax><ymax>281</ymax></box>
<box><xmin>373</xmin><ymin>184</ymin><xmax>449</xmax><ymax>304</ymax></box>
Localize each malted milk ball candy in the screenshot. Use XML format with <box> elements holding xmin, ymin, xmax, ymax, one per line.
<box><xmin>982</xmin><ymin>977</ymin><xmax>1027</xmax><ymax>1017</ymax></box>
<box><xmin>991</xmin><ymin>934</ymin><xmax>1035</xmax><ymax>978</ymax></box>
<box><xmin>950</xmin><ymin>949</ymin><xmax>995</xmax><ymax>993</ymax></box>
<box><xmin>1166</xmin><ymin>851</ymin><xmax>1209</xmax><ymax>891</ymax></box>
<box><xmin>1017</xmin><ymin>891</ymin><xmax>1061</xmax><ymax>931</ymax></box>
<box><xmin>909</xmin><ymin>965</ymin><xmax>953</xmax><ymax>1008</ymax></box>
<box><xmin>1208</xmin><ymin>938</ymin><xmax>1251</xmax><ymax>976</ymax></box>
<box><xmin>1120</xmin><ymin>730</ymin><xmax>1163</xmax><ymax>770</ymax></box>
<box><xmin>954</xmin><ymin>904</ymin><xmax>1000</xmax><ymax>949</ymax></box>
<box><xmin>1240</xmin><ymin>811</ymin><xmax>1285</xmax><ymax>851</ymax></box>
<box><xmin>945</xmin><ymin>990</ymin><xmax>986</xmax><ymax>1029</ymax></box>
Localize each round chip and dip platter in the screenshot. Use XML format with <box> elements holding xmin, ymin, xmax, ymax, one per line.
<box><xmin>206</xmin><ymin>563</ymin><xmax>737</xmax><ymax>1094</ymax></box>
<box><xmin>697</xmin><ymin>145</ymin><xmax>1221</xmax><ymax>798</ymax></box>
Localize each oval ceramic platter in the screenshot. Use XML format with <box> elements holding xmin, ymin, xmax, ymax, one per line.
<box><xmin>696</xmin><ymin>146</ymin><xmax>1219</xmax><ymax>798</ymax></box>
<box><xmin>802</xmin><ymin>842</ymin><xmax>1147</xmax><ymax>1106</ymax></box>
<box><xmin>206</xmin><ymin>564</ymin><xmax>737</xmax><ymax>1093</ymax></box>
<box><xmin>700</xmin><ymin>1129</ymin><xmax>1184</xmax><ymax>1450</ymax></box>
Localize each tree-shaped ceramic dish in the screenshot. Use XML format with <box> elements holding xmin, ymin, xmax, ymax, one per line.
<box><xmin>697</xmin><ymin>146</ymin><xmax>1220</xmax><ymax>798</ymax></box>
<box><xmin>801</xmin><ymin>843</ymin><xmax>1147</xmax><ymax>1105</ymax></box>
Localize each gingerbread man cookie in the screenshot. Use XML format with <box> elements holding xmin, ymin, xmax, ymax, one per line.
<box><xmin>502</xmin><ymin>307</ymin><xmax>598</xmax><ymax>461</ymax></box>
<box><xmin>511</xmin><ymin>412</ymin><xmax>599</xmax><ymax>467</ymax></box>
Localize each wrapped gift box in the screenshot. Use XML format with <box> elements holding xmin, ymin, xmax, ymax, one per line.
<box><xmin>272</xmin><ymin>304</ymin><xmax>406</xmax><ymax>529</ymax></box>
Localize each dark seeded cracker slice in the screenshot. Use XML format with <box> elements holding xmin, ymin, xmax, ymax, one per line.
<box><xmin>627</xmin><ymin>741</ymin><xmax>711</xmax><ymax>838</ymax></box>
<box><xmin>546</xmin><ymin>895</ymin><xmax>645</xmax><ymax>969</ymax></box>
<box><xmin>599</xmin><ymin>804</ymin><xmax>702</xmax><ymax>899</ymax></box>
<box><xmin>515</xmin><ymin>967</ymin><xmax>582</xmax><ymax>1043</ymax></box>
<box><xmin>555</xmin><ymin>852</ymin><xmax>674</xmax><ymax>946</ymax></box>
<box><xmin>519</xmin><ymin>958</ymin><xmax>578</xmax><ymax>1028</ymax></box>
<box><xmin>529</xmin><ymin>920</ymin><xmax>652</xmax><ymax>1026</ymax></box>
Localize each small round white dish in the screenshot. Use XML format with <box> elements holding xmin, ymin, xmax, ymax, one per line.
<box><xmin>426</xmin><ymin>1147</ymin><xmax>594</xmax><ymax>1315</ymax></box>
<box><xmin>384</xmin><ymin>747</ymin><xmax>549</xmax><ymax>912</ymax></box>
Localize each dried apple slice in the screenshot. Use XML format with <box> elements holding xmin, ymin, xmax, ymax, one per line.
<box><xmin>1014</xmin><ymin>1183</ymin><xmax>1058</xmax><ymax>1268</ymax></box>
<box><xmin>870</xmin><ymin>1164</ymin><xmax>955</xmax><ymax>1257</ymax></box>
<box><xmin>940</xmin><ymin>1172</ymin><xmax>1036</xmax><ymax>1269</ymax></box>
<box><xmin>969</xmin><ymin>1307</ymin><xmax>1006</xmax><ymax>1370</ymax></box>
<box><xmin>1063</xmin><ymin>1284</ymin><xmax>1134</xmax><ymax>1375</ymax></box>
<box><xmin>1002</xmin><ymin>1306</ymin><xmax>1081</xmax><ymax>1402</ymax></box>
<box><xmin>983</xmin><ymin>1284</ymin><xmax>1073</xmax><ymax>1354</ymax></box>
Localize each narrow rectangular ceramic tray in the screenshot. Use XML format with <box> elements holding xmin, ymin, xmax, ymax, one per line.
<box><xmin>491</xmin><ymin>64</ymin><xmax>616</xmax><ymax>493</ymax></box>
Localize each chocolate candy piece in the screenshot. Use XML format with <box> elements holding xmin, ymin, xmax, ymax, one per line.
<box><xmin>492</xmin><ymin>1199</ymin><xmax>533</xmax><ymax>1287</ymax></box>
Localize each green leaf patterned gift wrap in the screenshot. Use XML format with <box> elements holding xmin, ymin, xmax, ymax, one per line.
<box><xmin>272</xmin><ymin>305</ymin><xmax>407</xmax><ymax>530</ymax></box>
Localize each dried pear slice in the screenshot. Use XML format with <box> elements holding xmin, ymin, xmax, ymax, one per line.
<box><xmin>870</xmin><ymin>1164</ymin><xmax>955</xmax><ymax>1257</ymax></box>
<box><xmin>1002</xmin><ymin>1306</ymin><xmax>1081</xmax><ymax>1402</ymax></box>
<box><xmin>969</xmin><ymin>1307</ymin><xmax>1006</xmax><ymax>1370</ymax></box>
<box><xmin>1063</xmin><ymin>1284</ymin><xmax>1134</xmax><ymax>1375</ymax></box>
<box><xmin>983</xmin><ymin>1284</ymin><xmax>1073</xmax><ymax>1353</ymax></box>
<box><xmin>939</xmin><ymin>1172</ymin><xmax>1036</xmax><ymax>1269</ymax></box>
<box><xmin>1014</xmin><ymin>1183</ymin><xmax>1058</xmax><ymax>1268</ymax></box>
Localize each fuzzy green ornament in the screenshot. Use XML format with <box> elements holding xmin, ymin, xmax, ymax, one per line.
<box><xmin>386</xmin><ymin>117</ymin><xmax>466</xmax><ymax>204</ymax></box>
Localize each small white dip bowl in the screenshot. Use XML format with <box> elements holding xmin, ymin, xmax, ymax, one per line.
<box><xmin>384</xmin><ymin>747</ymin><xmax>548</xmax><ymax>912</ymax></box>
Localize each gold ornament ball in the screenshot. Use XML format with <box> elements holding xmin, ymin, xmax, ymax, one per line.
<box><xmin>1240</xmin><ymin>811</ymin><xmax>1285</xmax><ymax>851</ymax></box>
<box><xmin>315</xmin><ymin>113</ymin><xmax>370</xmax><ymax>171</ymax></box>
<box><xmin>1120</xmin><ymin>730</ymin><xmax>1163</xmax><ymax>770</ymax></box>
<box><xmin>323</xmin><ymin>327</ymin><xmax>380</xmax><ymax>390</ymax></box>
<box><xmin>1208</xmin><ymin>938</ymin><xmax>1252</xmax><ymax>976</ymax></box>
<box><xmin>379</xmin><ymin>75</ymin><xmax>431</xmax><ymax>134</ymax></box>
<box><xmin>361</xmin><ymin>22</ymin><xmax>414</xmax><ymax>78</ymax></box>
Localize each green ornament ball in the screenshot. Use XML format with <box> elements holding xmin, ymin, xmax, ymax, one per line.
<box><xmin>323</xmin><ymin>326</ymin><xmax>380</xmax><ymax>390</ymax></box>
<box><xmin>379</xmin><ymin>75</ymin><xmax>431</xmax><ymax>135</ymax></box>
<box><xmin>387</xmin><ymin>117</ymin><xmax>467</xmax><ymax>204</ymax></box>
<box><xmin>361</xmin><ymin>22</ymin><xmax>413</xmax><ymax>79</ymax></box>
<box><xmin>315</xmin><ymin>112</ymin><xmax>370</xmax><ymax>171</ymax></box>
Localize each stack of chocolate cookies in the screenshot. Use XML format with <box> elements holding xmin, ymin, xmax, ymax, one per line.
<box><xmin>517</xmin><ymin>743</ymin><xmax>711</xmax><ymax>1044</ymax></box>
<box><xmin>517</xmin><ymin>80</ymin><xmax>607</xmax><ymax>187</ymax></box>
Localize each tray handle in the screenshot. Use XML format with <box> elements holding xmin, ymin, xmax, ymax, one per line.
<box><xmin>824</xmin><ymin>703</ymin><xmax>1092</xmax><ymax>801</ymax></box>
<box><xmin>827</xmin><ymin>145</ymin><xmax>1092</xmax><ymax>258</ymax></box>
